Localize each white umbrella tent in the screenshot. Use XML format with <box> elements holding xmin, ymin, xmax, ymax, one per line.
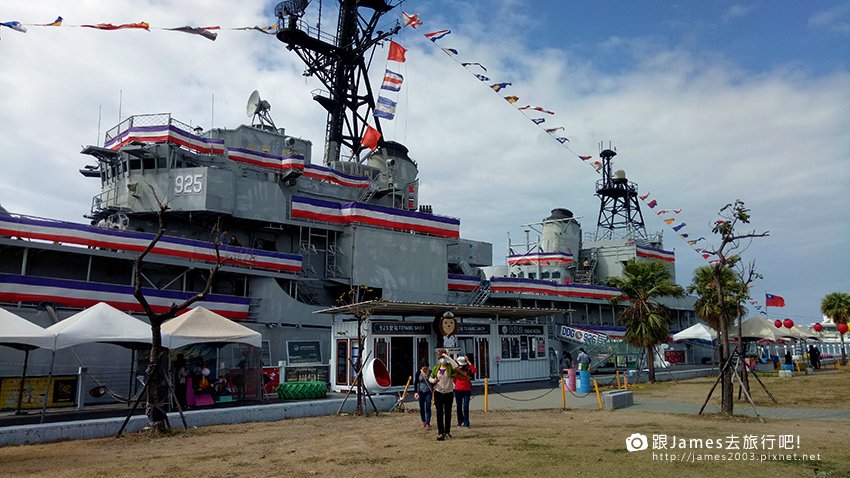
<box><xmin>0</xmin><ymin>306</ymin><xmax>54</xmax><ymax>413</ymax></box>
<box><xmin>161</xmin><ymin>306</ymin><xmax>261</xmax><ymax>349</ymax></box>
<box><xmin>672</xmin><ymin>322</ymin><xmax>717</xmax><ymax>342</ymax></box>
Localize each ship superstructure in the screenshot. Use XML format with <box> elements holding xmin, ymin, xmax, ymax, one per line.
<box><xmin>0</xmin><ymin>2</ymin><xmax>703</xmax><ymax>401</ymax></box>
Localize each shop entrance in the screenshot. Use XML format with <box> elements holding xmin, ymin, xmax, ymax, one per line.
<box><xmin>390</xmin><ymin>337</ymin><xmax>414</xmax><ymax>386</ymax></box>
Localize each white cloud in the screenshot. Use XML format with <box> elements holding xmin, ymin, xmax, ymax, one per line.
<box><xmin>1</xmin><ymin>1</ymin><xmax>847</xmax><ymax>323</ymax></box>
<box><xmin>809</xmin><ymin>3</ymin><xmax>850</xmax><ymax>33</ymax></box>
<box><xmin>722</xmin><ymin>5</ymin><xmax>755</xmax><ymax>22</ymax></box>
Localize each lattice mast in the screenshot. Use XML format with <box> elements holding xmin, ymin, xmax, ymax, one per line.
<box><xmin>275</xmin><ymin>0</ymin><xmax>400</xmax><ymax>164</ymax></box>
<box><xmin>593</xmin><ymin>146</ymin><xmax>648</xmax><ymax>240</ymax></box>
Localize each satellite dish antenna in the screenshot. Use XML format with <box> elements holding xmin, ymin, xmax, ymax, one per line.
<box><xmin>246</xmin><ymin>90</ymin><xmax>276</xmax><ymax>130</ymax></box>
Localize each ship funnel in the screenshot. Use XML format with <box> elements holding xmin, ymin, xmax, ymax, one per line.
<box><xmin>542</xmin><ymin>208</ymin><xmax>581</xmax><ymax>256</ymax></box>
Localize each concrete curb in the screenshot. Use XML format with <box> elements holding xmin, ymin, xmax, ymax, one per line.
<box><xmin>0</xmin><ymin>395</ymin><xmax>397</xmax><ymax>447</ymax></box>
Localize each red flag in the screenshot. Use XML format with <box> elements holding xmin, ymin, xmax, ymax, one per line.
<box><xmin>765</xmin><ymin>294</ymin><xmax>785</xmax><ymax>307</ymax></box>
<box><xmin>361</xmin><ymin>124</ymin><xmax>381</xmax><ymax>151</ymax></box>
<box><xmin>387</xmin><ymin>41</ymin><xmax>407</xmax><ymax>62</ymax></box>
<box><xmin>81</xmin><ymin>22</ymin><xmax>150</xmax><ymax>31</ymax></box>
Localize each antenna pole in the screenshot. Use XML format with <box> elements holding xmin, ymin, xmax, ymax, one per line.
<box><xmin>211</xmin><ymin>92</ymin><xmax>215</xmax><ymax>129</ymax></box>
<box><xmin>118</xmin><ymin>89</ymin><xmax>123</xmax><ymax>123</ymax></box>
<box><xmin>97</xmin><ymin>105</ymin><xmax>102</xmax><ymax>146</ymax></box>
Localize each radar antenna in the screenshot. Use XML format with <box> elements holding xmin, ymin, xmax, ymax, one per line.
<box><xmin>246</xmin><ymin>90</ymin><xmax>277</xmax><ymax>130</ymax></box>
<box><xmin>275</xmin><ymin>0</ymin><xmax>401</xmax><ymax>164</ymax></box>
<box><xmin>593</xmin><ymin>146</ymin><xmax>648</xmax><ymax>241</ymax></box>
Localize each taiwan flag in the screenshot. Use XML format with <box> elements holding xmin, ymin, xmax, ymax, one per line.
<box><xmin>765</xmin><ymin>293</ymin><xmax>785</xmax><ymax>307</ymax></box>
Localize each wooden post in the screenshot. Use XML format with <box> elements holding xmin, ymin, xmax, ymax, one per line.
<box><xmin>593</xmin><ymin>378</ymin><xmax>603</xmax><ymax>411</ymax></box>
<box><xmin>484</xmin><ymin>377</ymin><xmax>489</xmax><ymax>413</ymax></box>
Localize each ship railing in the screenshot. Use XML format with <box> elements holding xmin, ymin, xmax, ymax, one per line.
<box><xmin>277</xmin><ymin>16</ymin><xmax>337</xmax><ymax>45</ymax></box>
<box><xmin>105</xmin><ymin>113</ymin><xmax>176</xmax><ymax>144</ymax></box>
<box><xmin>91</xmin><ymin>185</ymin><xmax>121</xmax><ymax>212</ymax></box>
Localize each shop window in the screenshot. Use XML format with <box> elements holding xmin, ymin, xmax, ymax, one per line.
<box><xmin>375</xmin><ymin>337</ymin><xmax>388</xmax><ymax>365</ymax></box>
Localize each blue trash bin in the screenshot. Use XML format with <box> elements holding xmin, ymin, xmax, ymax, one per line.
<box><xmin>577</xmin><ymin>370</ymin><xmax>591</xmax><ymax>393</ymax></box>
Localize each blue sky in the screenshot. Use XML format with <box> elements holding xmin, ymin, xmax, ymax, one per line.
<box><xmin>1</xmin><ymin>0</ymin><xmax>848</xmax><ymax>325</ymax></box>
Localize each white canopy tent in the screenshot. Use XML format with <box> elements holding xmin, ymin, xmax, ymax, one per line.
<box><xmin>672</xmin><ymin>322</ymin><xmax>717</xmax><ymax>342</ymax></box>
<box><xmin>0</xmin><ymin>307</ymin><xmax>55</xmax><ymax>414</ymax></box>
<box><xmin>45</xmin><ymin>302</ymin><xmax>152</xmax><ymax>350</ymax></box>
<box><xmin>737</xmin><ymin>317</ymin><xmax>779</xmax><ymax>341</ymax></box>
<box><xmin>161</xmin><ymin>306</ymin><xmax>261</xmax><ymax>349</ymax></box>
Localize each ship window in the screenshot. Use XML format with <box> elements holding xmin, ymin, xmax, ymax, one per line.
<box><xmin>517</xmin><ymin>271</ymin><xmax>524</xmax><ymax>278</ymax></box>
<box><xmin>129</xmin><ymin>157</ymin><xmax>141</xmax><ymax>170</ymax></box>
<box><xmin>157</xmin><ymin>156</ymin><xmax>167</xmax><ymax>169</ymax></box>
<box><xmin>552</xmin><ymin>271</ymin><xmax>561</xmax><ymax>279</ymax></box>
<box><xmin>143</xmin><ymin>156</ymin><xmax>156</xmax><ymax>171</ymax></box>
<box><xmin>528</xmin><ymin>273</ymin><xmax>535</xmax><ymax>279</ymax></box>
<box><xmin>541</xmin><ymin>272</ymin><xmax>550</xmax><ymax>279</ymax></box>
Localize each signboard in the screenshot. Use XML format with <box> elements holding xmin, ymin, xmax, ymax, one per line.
<box><xmin>372</xmin><ymin>321</ymin><xmax>430</xmax><ymax>335</ymax></box>
<box><xmin>458</xmin><ymin>323</ymin><xmax>491</xmax><ymax>335</ymax></box>
<box><xmin>262</xmin><ymin>366</ymin><xmax>281</xmax><ymax>395</ymax></box>
<box><xmin>284</xmin><ymin>365</ymin><xmax>330</xmax><ymax>384</ymax></box>
<box><xmin>0</xmin><ymin>375</ymin><xmax>78</xmax><ymax>411</ymax></box>
<box><xmin>664</xmin><ymin>350</ymin><xmax>685</xmax><ymax>364</ymax></box>
<box><xmin>287</xmin><ymin>341</ymin><xmax>322</xmax><ymax>365</ymax></box>
<box><xmin>500</xmin><ymin>324</ymin><xmax>545</xmax><ymax>335</ymax></box>
<box><xmin>559</xmin><ymin>325</ymin><xmax>609</xmax><ymax>346</ymax></box>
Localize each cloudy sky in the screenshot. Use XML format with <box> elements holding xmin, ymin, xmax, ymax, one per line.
<box><xmin>1</xmin><ymin>1</ymin><xmax>848</xmax><ymax>324</ymax></box>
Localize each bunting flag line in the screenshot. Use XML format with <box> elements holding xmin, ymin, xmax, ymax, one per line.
<box><xmin>579</xmin><ymin>155</ymin><xmax>592</xmax><ymax>161</ymax></box>
<box><xmin>531</xmin><ymin>118</ymin><xmax>545</xmax><ymax>125</ymax></box>
<box><xmin>639</xmin><ymin>192</ymin><xmax>650</xmax><ymax>200</ymax></box>
<box><xmin>680</xmin><ymin>233</ymin><xmax>689</xmax><ymax>239</ymax></box>
<box><xmin>647</xmin><ymin>199</ymin><xmax>658</xmax><ymax>208</ymax></box>
<box><xmin>231</xmin><ymin>25</ymin><xmax>276</xmax><ymax>34</ymax></box>
<box><xmin>441</xmin><ymin>48</ymin><xmax>458</xmax><ymax>55</ymax></box>
<box><xmin>361</xmin><ymin>124</ymin><xmax>381</xmax><ymax>151</ymax></box>
<box><xmin>37</xmin><ymin>16</ymin><xmax>63</xmax><ymax>27</ymax></box>
<box><xmin>556</xmin><ymin>137</ymin><xmax>569</xmax><ymax>144</ymax></box>
<box><xmin>461</xmin><ymin>62</ymin><xmax>487</xmax><ymax>72</ymax></box>
<box><xmin>545</xmin><ymin>126</ymin><xmax>564</xmax><ymax>133</ymax></box>
<box><xmin>672</xmin><ymin>222</ymin><xmax>686</xmax><ymax>231</ymax></box>
<box><xmin>402</xmin><ymin>12</ymin><xmax>422</xmax><ymax>28</ymax></box>
<box><xmin>664</xmin><ymin>218</ymin><xmax>675</xmax><ymax>225</ymax></box>
<box><xmin>474</xmin><ymin>74</ymin><xmax>490</xmax><ymax>82</ymax></box>
<box><xmin>373</xmin><ymin>96</ymin><xmax>397</xmax><ymax>120</ymax></box>
<box><xmin>490</xmin><ymin>82</ymin><xmax>512</xmax><ymax>92</ymax></box>
<box><xmin>1</xmin><ymin>21</ymin><xmax>27</xmax><ymax>33</ymax></box>
<box><xmin>519</xmin><ymin>105</ymin><xmax>555</xmax><ymax>115</ymax></box>
<box><xmin>388</xmin><ymin>41</ymin><xmax>407</xmax><ymax>62</ymax></box>
<box><xmin>81</xmin><ymin>22</ymin><xmax>150</xmax><ymax>31</ymax></box>
<box><xmin>424</xmin><ymin>29</ymin><xmax>451</xmax><ymax>42</ymax></box>
<box><xmin>592</xmin><ymin>161</ymin><xmax>603</xmax><ymax>171</ymax></box>
<box><xmin>380</xmin><ymin>69</ymin><xmax>404</xmax><ymax>92</ymax></box>
<box><xmin>504</xmin><ymin>96</ymin><xmax>519</xmax><ymax>104</ymax></box>
<box><xmin>164</xmin><ymin>26</ymin><xmax>219</xmax><ymax>41</ymax></box>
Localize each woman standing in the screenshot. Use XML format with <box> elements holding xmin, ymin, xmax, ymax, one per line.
<box><xmin>413</xmin><ymin>362</ymin><xmax>433</xmax><ymax>430</ymax></box>
<box><xmin>429</xmin><ymin>349</ymin><xmax>460</xmax><ymax>441</ymax></box>
<box><xmin>453</xmin><ymin>355</ymin><xmax>476</xmax><ymax>428</ymax></box>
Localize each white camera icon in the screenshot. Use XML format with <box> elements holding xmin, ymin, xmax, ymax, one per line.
<box><xmin>626</xmin><ymin>433</ymin><xmax>649</xmax><ymax>452</ymax></box>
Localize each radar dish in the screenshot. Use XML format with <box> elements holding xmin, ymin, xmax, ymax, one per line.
<box><xmin>246</xmin><ymin>90</ymin><xmax>277</xmax><ymax>130</ymax></box>
<box><xmin>613</xmin><ymin>169</ymin><xmax>626</xmax><ymax>180</ymax></box>
<box><xmin>275</xmin><ymin>0</ymin><xmax>310</xmax><ymax>19</ymax></box>
<box><xmin>246</xmin><ymin>90</ymin><xmax>261</xmax><ymax>117</ymax></box>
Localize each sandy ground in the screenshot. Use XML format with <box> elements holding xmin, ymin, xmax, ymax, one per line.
<box><xmin>2</xmin><ymin>369</ymin><xmax>850</xmax><ymax>477</ymax></box>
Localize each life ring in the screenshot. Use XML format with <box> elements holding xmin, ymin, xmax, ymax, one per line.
<box><xmin>362</xmin><ymin>358</ymin><xmax>392</xmax><ymax>390</ymax></box>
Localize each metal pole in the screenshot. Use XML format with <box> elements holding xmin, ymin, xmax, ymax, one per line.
<box><xmin>39</xmin><ymin>350</ymin><xmax>56</xmax><ymax>423</ymax></box>
<box><xmin>15</xmin><ymin>348</ymin><xmax>30</xmax><ymax>415</ymax></box>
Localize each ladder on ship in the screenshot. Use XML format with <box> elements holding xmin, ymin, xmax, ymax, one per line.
<box><xmin>466</xmin><ymin>281</ymin><xmax>491</xmax><ymax>305</ymax></box>
<box><xmin>573</xmin><ymin>249</ymin><xmax>598</xmax><ymax>284</ymax></box>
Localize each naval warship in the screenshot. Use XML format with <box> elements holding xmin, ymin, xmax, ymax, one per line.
<box><xmin>0</xmin><ymin>0</ymin><xmax>699</xmax><ymax>403</ymax></box>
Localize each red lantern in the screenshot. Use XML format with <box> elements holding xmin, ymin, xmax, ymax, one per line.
<box><xmin>774</xmin><ymin>320</ymin><xmax>782</xmax><ymax>328</ymax></box>
<box><xmin>783</xmin><ymin>319</ymin><xmax>794</xmax><ymax>329</ymax></box>
<box><xmin>838</xmin><ymin>323</ymin><xmax>849</xmax><ymax>335</ymax></box>
<box><xmin>813</xmin><ymin>323</ymin><xmax>824</xmax><ymax>332</ymax></box>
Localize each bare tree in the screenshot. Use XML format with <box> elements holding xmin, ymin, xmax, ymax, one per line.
<box><xmin>133</xmin><ymin>201</ymin><xmax>223</xmax><ymax>431</ymax></box>
<box><xmin>705</xmin><ymin>200</ymin><xmax>768</xmax><ymax>416</ymax></box>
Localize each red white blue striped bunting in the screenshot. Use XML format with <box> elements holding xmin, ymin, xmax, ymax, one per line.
<box><xmin>489</xmin><ymin>277</ymin><xmax>620</xmax><ymax>300</ymax></box>
<box><xmin>507</xmin><ymin>252</ymin><xmax>574</xmax><ymax>266</ymax></box>
<box><xmin>448</xmin><ymin>274</ymin><xmax>481</xmax><ymax>291</ymax></box>
<box><xmin>227</xmin><ymin>148</ymin><xmax>370</xmax><ymax>188</ymax></box>
<box><xmin>104</xmin><ymin>124</ymin><xmax>225</xmax><ymax>155</ymax></box>
<box><xmin>0</xmin><ymin>214</ymin><xmax>302</xmax><ymax>273</ymax></box>
<box><xmin>0</xmin><ymin>273</ymin><xmax>250</xmax><ymax>320</ymax></box>
<box><xmin>291</xmin><ymin>195</ymin><xmax>460</xmax><ymax>238</ymax></box>
<box><xmin>635</xmin><ymin>244</ymin><xmax>676</xmax><ymax>263</ymax></box>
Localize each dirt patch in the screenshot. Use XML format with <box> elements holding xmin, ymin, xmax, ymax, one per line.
<box><xmin>3</xmin><ymin>370</ymin><xmax>850</xmax><ymax>477</ymax></box>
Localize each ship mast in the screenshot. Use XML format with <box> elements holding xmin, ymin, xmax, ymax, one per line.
<box><xmin>593</xmin><ymin>146</ymin><xmax>648</xmax><ymax>241</ymax></box>
<box><xmin>275</xmin><ymin>0</ymin><xmax>400</xmax><ymax>165</ymax></box>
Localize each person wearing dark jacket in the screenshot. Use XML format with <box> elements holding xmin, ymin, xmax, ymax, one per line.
<box><xmin>413</xmin><ymin>363</ymin><xmax>433</xmax><ymax>430</ymax></box>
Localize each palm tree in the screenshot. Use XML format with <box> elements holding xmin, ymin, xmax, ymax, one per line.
<box><xmin>821</xmin><ymin>292</ymin><xmax>850</xmax><ymax>365</ymax></box>
<box><xmin>688</xmin><ymin>266</ymin><xmax>747</xmax><ymax>335</ymax></box>
<box><xmin>609</xmin><ymin>260</ymin><xmax>684</xmax><ymax>382</ymax></box>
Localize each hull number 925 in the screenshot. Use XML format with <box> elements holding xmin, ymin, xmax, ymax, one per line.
<box><xmin>174</xmin><ymin>174</ymin><xmax>204</xmax><ymax>194</ymax></box>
